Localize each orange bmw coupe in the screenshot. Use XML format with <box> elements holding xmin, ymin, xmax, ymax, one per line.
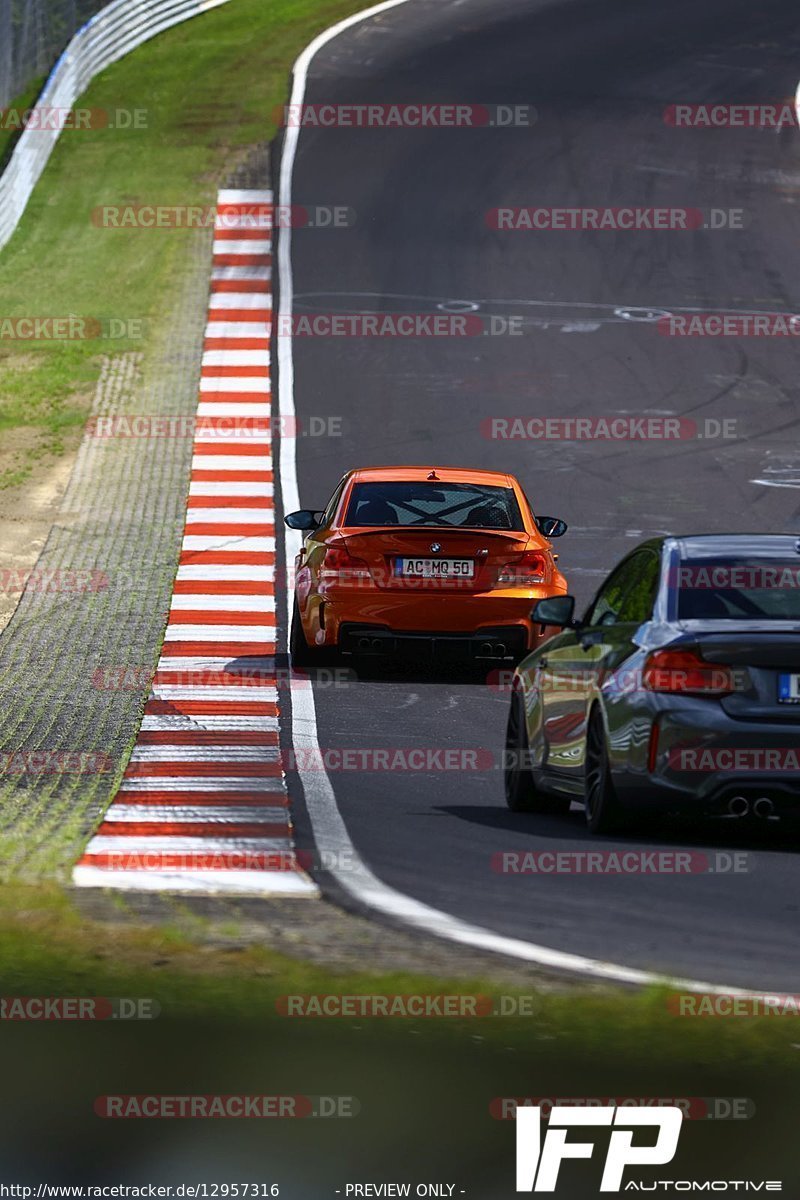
<box><xmin>285</xmin><ymin>466</ymin><xmax>569</xmax><ymax>665</ymax></box>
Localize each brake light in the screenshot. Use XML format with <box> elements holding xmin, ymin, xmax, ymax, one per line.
<box><xmin>318</xmin><ymin>546</ymin><xmax>372</xmax><ymax>586</ymax></box>
<box><xmin>496</xmin><ymin>551</ymin><xmax>549</xmax><ymax>587</ymax></box>
<box><xmin>642</xmin><ymin>649</ymin><xmax>735</xmax><ymax>696</ymax></box>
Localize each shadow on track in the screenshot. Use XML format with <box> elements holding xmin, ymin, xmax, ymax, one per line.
<box><xmin>435</xmin><ymin>802</ymin><xmax>800</xmax><ymax>855</ymax></box>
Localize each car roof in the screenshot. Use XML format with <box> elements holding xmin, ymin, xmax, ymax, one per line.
<box><xmin>667</xmin><ymin>534</ymin><xmax>800</xmax><ymax>559</ymax></box>
<box><xmin>344</xmin><ymin>466</ymin><xmax>519</xmax><ymax>487</ymax></box>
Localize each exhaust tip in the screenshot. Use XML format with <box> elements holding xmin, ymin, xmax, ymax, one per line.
<box><xmin>753</xmin><ymin>796</ymin><xmax>775</xmax><ymax>819</ymax></box>
<box><xmin>728</xmin><ymin>795</ymin><xmax>749</xmax><ymax>817</ymax></box>
<box><xmin>357</xmin><ymin>637</ymin><xmax>371</xmax><ymax>652</ymax></box>
<box><xmin>495</xmin><ymin>643</ymin><xmax>507</xmax><ymax>659</ymax></box>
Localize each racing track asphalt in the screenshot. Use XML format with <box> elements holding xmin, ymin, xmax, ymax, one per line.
<box><xmin>282</xmin><ymin>0</ymin><xmax>800</xmax><ymax>990</ymax></box>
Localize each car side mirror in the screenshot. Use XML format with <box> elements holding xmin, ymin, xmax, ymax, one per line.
<box><xmin>536</xmin><ymin>515</ymin><xmax>568</xmax><ymax>538</ymax></box>
<box><xmin>531</xmin><ymin>595</ymin><xmax>579</xmax><ymax>628</ymax></box>
<box><xmin>285</xmin><ymin>509</ymin><xmax>324</xmax><ymax>531</ymax></box>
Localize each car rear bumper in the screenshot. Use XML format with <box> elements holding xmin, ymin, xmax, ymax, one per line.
<box><xmin>614</xmin><ymin>706</ymin><xmax>800</xmax><ymax>818</ymax></box>
<box><xmin>311</xmin><ymin>587</ymin><xmax>563</xmax><ymax>655</ymax></box>
<box><xmin>338</xmin><ymin>622</ymin><xmax>530</xmax><ymax>661</ymax></box>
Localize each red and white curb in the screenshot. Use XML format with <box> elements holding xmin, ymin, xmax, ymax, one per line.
<box><xmin>74</xmin><ymin>188</ymin><xmax>317</xmax><ymax>897</ymax></box>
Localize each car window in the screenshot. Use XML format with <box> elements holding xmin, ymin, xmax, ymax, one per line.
<box><xmin>617</xmin><ymin>551</ymin><xmax>660</xmax><ymax>623</ymax></box>
<box><xmin>584</xmin><ymin>551</ymin><xmax>655</xmax><ymax>627</ymax></box>
<box><xmin>344</xmin><ymin>481</ymin><xmax>524</xmax><ymax>530</ymax></box>
<box><xmin>322</xmin><ymin>478</ymin><xmax>348</xmax><ymax>526</ymax></box>
<box><xmin>675</xmin><ymin>558</ymin><xmax>800</xmax><ymax>621</ymax></box>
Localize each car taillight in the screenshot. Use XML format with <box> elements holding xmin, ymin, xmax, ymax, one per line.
<box><xmin>318</xmin><ymin>546</ymin><xmax>372</xmax><ymax>586</ymax></box>
<box><xmin>496</xmin><ymin>552</ymin><xmax>549</xmax><ymax>587</ymax></box>
<box><xmin>642</xmin><ymin>649</ymin><xmax>735</xmax><ymax>696</ymax></box>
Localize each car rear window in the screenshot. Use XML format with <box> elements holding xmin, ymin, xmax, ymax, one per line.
<box><xmin>344</xmin><ymin>481</ymin><xmax>524</xmax><ymax>530</ymax></box>
<box><xmin>674</xmin><ymin>558</ymin><xmax>800</xmax><ymax>620</ymax></box>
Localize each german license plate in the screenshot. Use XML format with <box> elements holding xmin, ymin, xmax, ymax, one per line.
<box><xmin>778</xmin><ymin>673</ymin><xmax>800</xmax><ymax>703</ymax></box>
<box><xmin>395</xmin><ymin>558</ymin><xmax>474</xmax><ymax>579</ymax></box>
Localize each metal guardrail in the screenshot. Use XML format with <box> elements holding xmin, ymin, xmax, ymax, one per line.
<box><xmin>0</xmin><ymin>0</ymin><xmax>234</xmax><ymax>254</ymax></box>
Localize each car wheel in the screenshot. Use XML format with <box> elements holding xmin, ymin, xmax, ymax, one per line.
<box><xmin>584</xmin><ymin>707</ymin><xmax>627</xmax><ymax>834</ymax></box>
<box><xmin>505</xmin><ymin>691</ymin><xmax>571</xmax><ymax>814</ymax></box>
<box><xmin>289</xmin><ymin>599</ymin><xmax>317</xmax><ymax>668</ymax></box>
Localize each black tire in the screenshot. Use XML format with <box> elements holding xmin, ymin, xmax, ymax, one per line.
<box><xmin>584</xmin><ymin>707</ymin><xmax>627</xmax><ymax>834</ymax></box>
<box><xmin>504</xmin><ymin>691</ymin><xmax>571</xmax><ymax>814</ymax></box>
<box><xmin>289</xmin><ymin>599</ymin><xmax>316</xmax><ymax>668</ymax></box>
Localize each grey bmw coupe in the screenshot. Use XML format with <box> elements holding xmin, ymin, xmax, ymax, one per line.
<box><xmin>505</xmin><ymin>534</ymin><xmax>800</xmax><ymax>832</ymax></box>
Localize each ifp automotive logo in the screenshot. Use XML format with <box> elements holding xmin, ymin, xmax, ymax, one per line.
<box><xmin>515</xmin><ymin>1105</ymin><xmax>682</xmax><ymax>1192</ymax></box>
<box><xmin>514</xmin><ymin>1105</ymin><xmax>782</xmax><ymax>1192</ymax></box>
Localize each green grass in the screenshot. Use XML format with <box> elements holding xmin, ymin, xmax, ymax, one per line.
<box><xmin>0</xmin><ymin>881</ymin><xmax>798</xmax><ymax>1069</ymax></box>
<box><xmin>0</xmin><ymin>0</ymin><xmax>370</xmax><ymax>489</ymax></box>
<box><xmin>0</xmin><ymin>343</ymin><xmax>98</xmax><ymax>487</ymax></box>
